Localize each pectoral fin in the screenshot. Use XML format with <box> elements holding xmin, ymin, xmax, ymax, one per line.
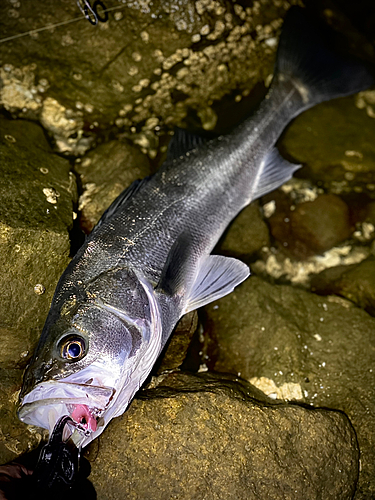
<box><xmin>183</xmin><ymin>255</ymin><xmax>250</xmax><ymax>314</ymax></box>
<box><xmin>157</xmin><ymin>232</ymin><xmax>196</xmax><ymax>296</ymax></box>
<box><xmin>158</xmin><ymin>232</ymin><xmax>250</xmax><ymax>314</ymax></box>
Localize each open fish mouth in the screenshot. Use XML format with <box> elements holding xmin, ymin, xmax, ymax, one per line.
<box><xmin>18</xmin><ymin>380</ymin><xmax>114</xmax><ymax>445</ymax></box>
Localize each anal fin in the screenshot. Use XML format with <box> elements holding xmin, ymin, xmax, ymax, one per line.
<box><xmin>251</xmin><ymin>147</ymin><xmax>300</xmax><ymax>200</ymax></box>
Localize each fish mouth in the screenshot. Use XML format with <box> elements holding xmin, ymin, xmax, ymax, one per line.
<box><xmin>18</xmin><ymin>380</ymin><xmax>114</xmax><ymax>446</ymax></box>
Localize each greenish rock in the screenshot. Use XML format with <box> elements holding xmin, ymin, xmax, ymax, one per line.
<box><xmin>217</xmin><ymin>202</ymin><xmax>270</xmax><ymax>261</ymax></box>
<box><xmin>0</xmin><ymin>0</ymin><xmax>300</xmax><ymax>153</ymax></box>
<box><xmin>204</xmin><ymin>276</ymin><xmax>375</xmax><ymax>499</ymax></box>
<box><xmin>311</xmin><ymin>256</ymin><xmax>375</xmax><ymax>315</ymax></box>
<box><xmin>0</xmin><ymin>117</ymin><xmax>76</xmax><ymax>462</ymax></box>
<box><xmin>0</xmin><ymin>369</ymin><xmax>44</xmax><ymax>465</ymax></box>
<box><xmin>87</xmin><ymin>372</ymin><xmax>359</xmax><ymax>500</ymax></box>
<box><xmin>0</xmin><ymin>118</ymin><xmax>76</xmax><ymax>362</ymax></box>
<box><xmin>75</xmin><ymin>140</ymin><xmax>152</xmax><ymax>233</ymax></box>
<box><xmin>280</xmin><ymin>97</ymin><xmax>375</xmax><ymax>191</ymax></box>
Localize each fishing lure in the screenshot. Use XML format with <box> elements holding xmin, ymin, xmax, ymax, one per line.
<box><xmin>76</xmin><ymin>0</ymin><xmax>108</xmax><ymax>25</ymax></box>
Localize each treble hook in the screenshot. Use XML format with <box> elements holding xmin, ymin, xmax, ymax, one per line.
<box><xmin>76</xmin><ymin>0</ymin><xmax>109</xmax><ymax>25</ymax></box>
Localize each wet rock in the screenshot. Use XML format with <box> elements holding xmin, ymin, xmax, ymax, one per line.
<box><xmin>0</xmin><ymin>117</ymin><xmax>75</xmax><ymax>462</ymax></box>
<box><xmin>156</xmin><ymin>311</ymin><xmax>198</xmax><ymax>374</ymax></box>
<box><xmin>311</xmin><ymin>256</ymin><xmax>375</xmax><ymax>315</ymax></box>
<box><xmin>254</xmin><ymin>181</ymin><xmax>371</xmax><ymax>284</ymax></box>
<box><xmin>365</xmin><ymin>200</ymin><xmax>375</xmax><ymax>225</ymax></box>
<box><xmin>75</xmin><ymin>140</ymin><xmax>152</xmax><ymax>233</ymax></box>
<box><xmin>0</xmin><ymin>0</ymin><xmax>300</xmax><ymax>153</ymax></box>
<box><xmin>253</xmin><ymin>242</ymin><xmax>371</xmax><ymax>286</ymax></box>
<box><xmin>290</xmin><ymin>194</ymin><xmax>352</xmax><ymax>253</ymax></box>
<box><xmin>217</xmin><ymin>202</ymin><xmax>270</xmax><ymax>261</ymax></box>
<box><xmin>204</xmin><ymin>276</ymin><xmax>375</xmax><ymax>499</ymax></box>
<box><xmin>268</xmin><ymin>193</ymin><xmax>352</xmax><ymax>258</ymax></box>
<box><xmin>0</xmin><ymin>369</ymin><xmax>43</xmax><ymax>465</ymax></box>
<box><xmin>87</xmin><ymin>372</ymin><xmax>359</xmax><ymax>500</ymax></box>
<box><xmin>279</xmin><ymin>97</ymin><xmax>375</xmax><ymax>193</ymax></box>
<box><xmin>0</xmin><ymin>117</ymin><xmax>76</xmax><ymax>365</ymax></box>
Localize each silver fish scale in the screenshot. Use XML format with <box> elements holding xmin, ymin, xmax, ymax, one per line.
<box><xmin>60</xmin><ymin>79</ymin><xmax>303</xmax><ymax>293</ymax></box>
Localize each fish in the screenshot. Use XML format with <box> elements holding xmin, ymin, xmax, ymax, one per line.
<box><xmin>18</xmin><ymin>6</ymin><xmax>373</xmax><ymax>450</ymax></box>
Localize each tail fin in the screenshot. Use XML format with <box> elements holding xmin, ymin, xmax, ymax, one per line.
<box><xmin>275</xmin><ymin>7</ymin><xmax>374</xmax><ymax>105</ymax></box>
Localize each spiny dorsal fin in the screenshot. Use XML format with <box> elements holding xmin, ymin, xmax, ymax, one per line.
<box><xmin>166</xmin><ymin>128</ymin><xmax>212</xmax><ymax>160</ymax></box>
<box><xmin>91</xmin><ymin>176</ymin><xmax>152</xmax><ymax>234</ymax></box>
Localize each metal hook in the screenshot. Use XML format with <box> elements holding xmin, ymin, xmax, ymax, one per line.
<box><xmin>76</xmin><ymin>0</ymin><xmax>108</xmax><ymax>25</ymax></box>
<box><xmin>77</xmin><ymin>0</ymin><xmax>98</xmax><ymax>25</ymax></box>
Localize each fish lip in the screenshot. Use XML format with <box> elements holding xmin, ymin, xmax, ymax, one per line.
<box><xmin>17</xmin><ymin>380</ymin><xmax>115</xmax><ymax>437</ymax></box>
<box><xmin>18</xmin><ymin>396</ymin><xmax>101</xmax><ymax>421</ymax></box>
<box><xmin>18</xmin><ymin>380</ymin><xmax>114</xmax><ymax>409</ymax></box>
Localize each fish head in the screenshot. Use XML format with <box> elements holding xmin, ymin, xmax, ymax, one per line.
<box><xmin>18</xmin><ymin>267</ymin><xmax>162</xmax><ymax>447</ymax></box>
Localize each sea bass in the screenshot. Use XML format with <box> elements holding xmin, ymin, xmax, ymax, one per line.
<box><xmin>18</xmin><ymin>7</ymin><xmax>373</xmax><ymax>448</ymax></box>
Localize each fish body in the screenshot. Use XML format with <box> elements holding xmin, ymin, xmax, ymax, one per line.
<box><xmin>18</xmin><ymin>7</ymin><xmax>373</xmax><ymax>448</ymax></box>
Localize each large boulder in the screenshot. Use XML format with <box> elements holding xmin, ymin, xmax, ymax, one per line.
<box><xmin>0</xmin><ymin>117</ymin><xmax>76</xmax><ymax>462</ymax></box>
<box><xmin>87</xmin><ymin>372</ymin><xmax>359</xmax><ymax>500</ymax></box>
<box><xmin>1</xmin><ymin>0</ymin><xmax>300</xmax><ymax>153</ymax></box>
<box><xmin>280</xmin><ymin>96</ymin><xmax>375</xmax><ymax>191</ymax></box>
<box><xmin>204</xmin><ymin>276</ymin><xmax>375</xmax><ymax>499</ymax></box>
<box><xmin>311</xmin><ymin>255</ymin><xmax>375</xmax><ymax>316</ymax></box>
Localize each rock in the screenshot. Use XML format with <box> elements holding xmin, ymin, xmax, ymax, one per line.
<box><xmin>203</xmin><ymin>276</ymin><xmax>375</xmax><ymax>499</ymax></box>
<box><xmin>253</xmin><ymin>242</ymin><xmax>371</xmax><ymax>286</ymax></box>
<box><xmin>87</xmin><ymin>372</ymin><xmax>359</xmax><ymax>500</ymax></box>
<box><xmin>311</xmin><ymin>256</ymin><xmax>375</xmax><ymax>315</ymax></box>
<box><xmin>268</xmin><ymin>192</ymin><xmax>352</xmax><ymax>258</ymax></box>
<box><xmin>0</xmin><ymin>117</ymin><xmax>76</xmax><ymax>365</ymax></box>
<box><xmin>365</xmin><ymin>201</ymin><xmax>375</xmax><ymax>225</ymax></box>
<box><xmin>279</xmin><ymin>96</ymin><xmax>375</xmax><ymax>193</ymax></box>
<box><xmin>0</xmin><ymin>0</ymin><xmax>300</xmax><ymax>153</ymax></box>
<box><xmin>75</xmin><ymin>140</ymin><xmax>152</xmax><ymax>233</ymax></box>
<box><xmin>290</xmin><ymin>194</ymin><xmax>352</xmax><ymax>253</ymax></box>
<box><xmin>0</xmin><ymin>368</ymin><xmax>44</xmax><ymax>465</ymax></box>
<box><xmin>0</xmin><ymin>117</ymin><xmax>76</xmax><ymax>462</ymax></box>
<box><xmin>156</xmin><ymin>311</ymin><xmax>198</xmax><ymax>374</ymax></box>
<box><xmin>217</xmin><ymin>202</ymin><xmax>270</xmax><ymax>261</ymax></box>
<box><xmin>254</xmin><ymin>181</ymin><xmax>371</xmax><ymax>283</ymax></box>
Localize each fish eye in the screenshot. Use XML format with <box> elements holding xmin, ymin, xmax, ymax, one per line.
<box><xmin>60</xmin><ymin>336</ymin><xmax>86</xmax><ymax>361</ymax></box>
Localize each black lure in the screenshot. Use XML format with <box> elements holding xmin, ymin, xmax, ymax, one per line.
<box><xmin>32</xmin><ymin>415</ymin><xmax>80</xmax><ymax>490</ymax></box>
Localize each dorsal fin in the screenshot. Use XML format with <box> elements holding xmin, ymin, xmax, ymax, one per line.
<box><xmin>166</xmin><ymin>128</ymin><xmax>211</xmax><ymax>160</ymax></box>
<box><xmin>91</xmin><ymin>176</ymin><xmax>152</xmax><ymax>234</ymax></box>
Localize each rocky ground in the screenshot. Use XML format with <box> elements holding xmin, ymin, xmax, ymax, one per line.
<box><xmin>1</xmin><ymin>0</ymin><xmax>375</xmax><ymax>499</ymax></box>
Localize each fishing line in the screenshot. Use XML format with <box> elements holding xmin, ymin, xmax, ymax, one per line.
<box><xmin>0</xmin><ymin>3</ymin><xmax>127</xmax><ymax>44</ymax></box>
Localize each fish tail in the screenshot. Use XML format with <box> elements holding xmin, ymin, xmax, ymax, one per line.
<box><xmin>274</xmin><ymin>7</ymin><xmax>374</xmax><ymax>107</ymax></box>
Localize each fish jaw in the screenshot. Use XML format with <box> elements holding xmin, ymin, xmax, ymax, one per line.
<box><xmin>18</xmin><ymin>374</ymin><xmax>115</xmax><ymax>446</ymax></box>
